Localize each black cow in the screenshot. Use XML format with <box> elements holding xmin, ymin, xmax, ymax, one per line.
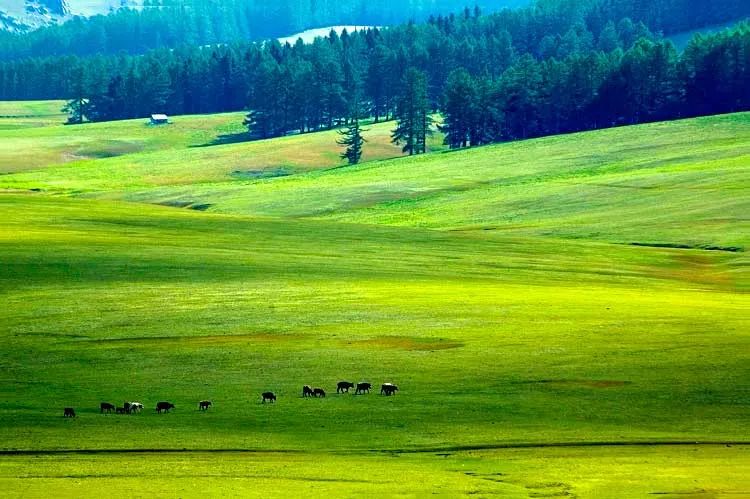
<box><xmin>302</xmin><ymin>385</ymin><xmax>314</xmax><ymax>398</ymax></box>
<box><xmin>100</xmin><ymin>402</ymin><xmax>115</xmax><ymax>414</ymax></box>
<box><xmin>337</xmin><ymin>381</ymin><xmax>354</xmax><ymax>393</ymax></box>
<box><xmin>262</xmin><ymin>392</ymin><xmax>276</xmax><ymax>403</ymax></box>
<box><xmin>199</xmin><ymin>400</ymin><xmax>212</xmax><ymax>410</ymax></box>
<box><xmin>313</xmin><ymin>388</ymin><xmax>326</xmax><ymax>398</ymax></box>
<box><xmin>355</xmin><ymin>382</ymin><xmax>372</xmax><ymax>394</ymax></box>
<box><xmin>123</xmin><ymin>402</ymin><xmax>132</xmax><ymax>414</ymax></box>
<box><xmin>63</xmin><ymin>408</ymin><xmax>76</xmax><ymax>418</ymax></box>
<box><xmin>156</xmin><ymin>401</ymin><xmax>175</xmax><ymax>413</ymax></box>
<box><xmin>381</xmin><ymin>383</ymin><xmax>399</xmax><ymax>396</ymax></box>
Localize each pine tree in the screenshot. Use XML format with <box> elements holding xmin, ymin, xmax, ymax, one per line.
<box><xmin>337</xmin><ymin>118</ymin><xmax>366</xmax><ymax>165</ymax></box>
<box><xmin>392</xmin><ymin>68</ymin><xmax>432</xmax><ymax>155</ymax></box>
<box><xmin>441</xmin><ymin>69</ymin><xmax>476</xmax><ymax>148</ymax></box>
<box><xmin>62</xmin><ymin>63</ymin><xmax>90</xmax><ymax>124</ymax></box>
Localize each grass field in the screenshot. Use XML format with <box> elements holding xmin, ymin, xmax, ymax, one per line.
<box><xmin>0</xmin><ymin>110</ymin><xmax>443</xmax><ymax>177</ymax></box>
<box><xmin>0</xmin><ymin>104</ymin><xmax>748</xmax><ymax>496</ymax></box>
<box><xmin>0</xmin><ymin>100</ymin><xmax>67</xmax><ymax>130</ymax></box>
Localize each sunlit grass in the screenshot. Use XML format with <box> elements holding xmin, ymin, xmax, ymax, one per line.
<box><xmin>0</xmin><ymin>105</ymin><xmax>747</xmax><ymax>495</ymax></box>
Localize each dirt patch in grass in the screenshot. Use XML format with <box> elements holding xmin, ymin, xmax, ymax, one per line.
<box><xmin>343</xmin><ymin>336</ymin><xmax>463</xmax><ymax>351</ymax></box>
<box><xmin>661</xmin><ymin>253</ymin><xmax>735</xmax><ymax>289</ymax></box>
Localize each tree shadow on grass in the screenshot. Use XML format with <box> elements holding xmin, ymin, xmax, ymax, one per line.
<box><xmin>191</xmin><ymin>132</ymin><xmax>252</xmax><ymax>148</ymax></box>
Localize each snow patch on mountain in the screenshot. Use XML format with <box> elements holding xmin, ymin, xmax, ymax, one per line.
<box><xmin>0</xmin><ymin>0</ymin><xmax>140</xmax><ymax>31</ymax></box>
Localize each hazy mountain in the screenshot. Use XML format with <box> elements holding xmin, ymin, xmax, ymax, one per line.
<box><xmin>0</xmin><ymin>0</ymin><xmax>524</xmax><ymax>33</ymax></box>
<box><xmin>0</xmin><ymin>0</ymin><xmax>141</xmax><ymax>31</ymax></box>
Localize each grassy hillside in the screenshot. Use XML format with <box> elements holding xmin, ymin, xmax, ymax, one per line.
<box><xmin>0</xmin><ymin>105</ymin><xmax>748</xmax><ymax>496</ymax></box>
<box><xmin>6</xmin><ymin>112</ymin><xmax>745</xmax><ymax>251</ymax></box>
<box><xmin>0</xmin><ymin>100</ymin><xmax>67</xmax><ymax>130</ymax></box>
<box><xmin>0</xmin><ymin>111</ymin><xmax>246</xmax><ymax>173</ymax></box>
<box><xmin>0</xmin><ymin>193</ymin><xmax>747</xmax><ymax>494</ymax></box>
<box><xmin>0</xmin><ymin>112</ymin><xmax>444</xmax><ymax>177</ymax></box>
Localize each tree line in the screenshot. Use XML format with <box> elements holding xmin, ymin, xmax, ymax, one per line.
<box><xmin>1</xmin><ymin>0</ymin><xmax>747</xmax><ymax>62</ymax></box>
<box><xmin>440</xmin><ymin>23</ymin><xmax>750</xmax><ymax>148</ymax></box>
<box><xmin>0</xmin><ymin>0</ymin><xmax>748</xmax><ymax>156</ymax></box>
<box><xmin>0</xmin><ymin>0</ymin><xmax>527</xmax><ymax>61</ymax></box>
<box><xmin>362</xmin><ymin>20</ymin><xmax>748</xmax><ymax>162</ymax></box>
<box><xmin>1</xmin><ymin>1</ymin><xmax>659</xmax><ymax>119</ymax></box>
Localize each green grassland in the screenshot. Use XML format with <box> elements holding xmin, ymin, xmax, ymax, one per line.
<box><xmin>0</xmin><ymin>111</ymin><xmax>444</xmax><ymax>177</ymax></box>
<box><xmin>0</xmin><ymin>100</ymin><xmax>67</xmax><ymax>130</ymax></box>
<box><xmin>3</xmin><ymin>113</ymin><xmax>747</xmax><ymax>252</ymax></box>
<box><xmin>1</xmin><ymin>446</ymin><xmax>748</xmax><ymax>497</ymax></box>
<box><xmin>0</xmin><ymin>104</ymin><xmax>748</xmax><ymax>496</ymax></box>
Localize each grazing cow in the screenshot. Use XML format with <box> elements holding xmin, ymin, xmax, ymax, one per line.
<box><xmin>355</xmin><ymin>382</ymin><xmax>372</xmax><ymax>394</ymax></box>
<box><xmin>313</xmin><ymin>388</ymin><xmax>326</xmax><ymax>398</ymax></box>
<box><xmin>262</xmin><ymin>392</ymin><xmax>276</xmax><ymax>403</ymax></box>
<box><xmin>123</xmin><ymin>402</ymin><xmax>132</xmax><ymax>414</ymax></box>
<box><xmin>156</xmin><ymin>401</ymin><xmax>175</xmax><ymax>413</ymax></box>
<box><xmin>199</xmin><ymin>400</ymin><xmax>212</xmax><ymax>411</ymax></box>
<box><xmin>336</xmin><ymin>381</ymin><xmax>355</xmax><ymax>393</ymax></box>
<box><xmin>129</xmin><ymin>402</ymin><xmax>144</xmax><ymax>413</ymax></box>
<box><xmin>302</xmin><ymin>385</ymin><xmax>314</xmax><ymax>398</ymax></box>
<box><xmin>63</xmin><ymin>408</ymin><xmax>76</xmax><ymax>418</ymax></box>
<box><xmin>100</xmin><ymin>402</ymin><xmax>115</xmax><ymax>414</ymax></box>
<box><xmin>381</xmin><ymin>383</ymin><xmax>399</xmax><ymax>396</ymax></box>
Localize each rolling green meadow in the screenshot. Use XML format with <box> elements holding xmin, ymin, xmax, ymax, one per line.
<box><xmin>0</xmin><ymin>103</ymin><xmax>748</xmax><ymax>496</ymax></box>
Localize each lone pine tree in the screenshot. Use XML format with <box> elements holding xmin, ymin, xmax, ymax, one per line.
<box><xmin>337</xmin><ymin>118</ymin><xmax>366</xmax><ymax>165</ymax></box>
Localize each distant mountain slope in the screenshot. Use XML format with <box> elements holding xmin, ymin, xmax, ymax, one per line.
<box><xmin>0</xmin><ymin>0</ymin><xmax>141</xmax><ymax>31</ymax></box>
<box><xmin>0</xmin><ymin>0</ymin><xmax>524</xmax><ymax>32</ymax></box>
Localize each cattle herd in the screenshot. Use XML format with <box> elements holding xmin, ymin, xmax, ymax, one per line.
<box><xmin>62</xmin><ymin>381</ymin><xmax>399</xmax><ymax>417</ymax></box>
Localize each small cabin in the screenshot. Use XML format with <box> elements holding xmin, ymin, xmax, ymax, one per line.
<box><xmin>149</xmin><ymin>114</ymin><xmax>169</xmax><ymax>125</ymax></box>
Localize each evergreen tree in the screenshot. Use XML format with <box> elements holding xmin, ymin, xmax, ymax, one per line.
<box><xmin>441</xmin><ymin>69</ymin><xmax>477</xmax><ymax>148</ymax></box>
<box><xmin>392</xmin><ymin>68</ymin><xmax>432</xmax><ymax>155</ymax></box>
<box><xmin>337</xmin><ymin>118</ymin><xmax>366</xmax><ymax>165</ymax></box>
<box><xmin>62</xmin><ymin>63</ymin><xmax>89</xmax><ymax>124</ymax></box>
